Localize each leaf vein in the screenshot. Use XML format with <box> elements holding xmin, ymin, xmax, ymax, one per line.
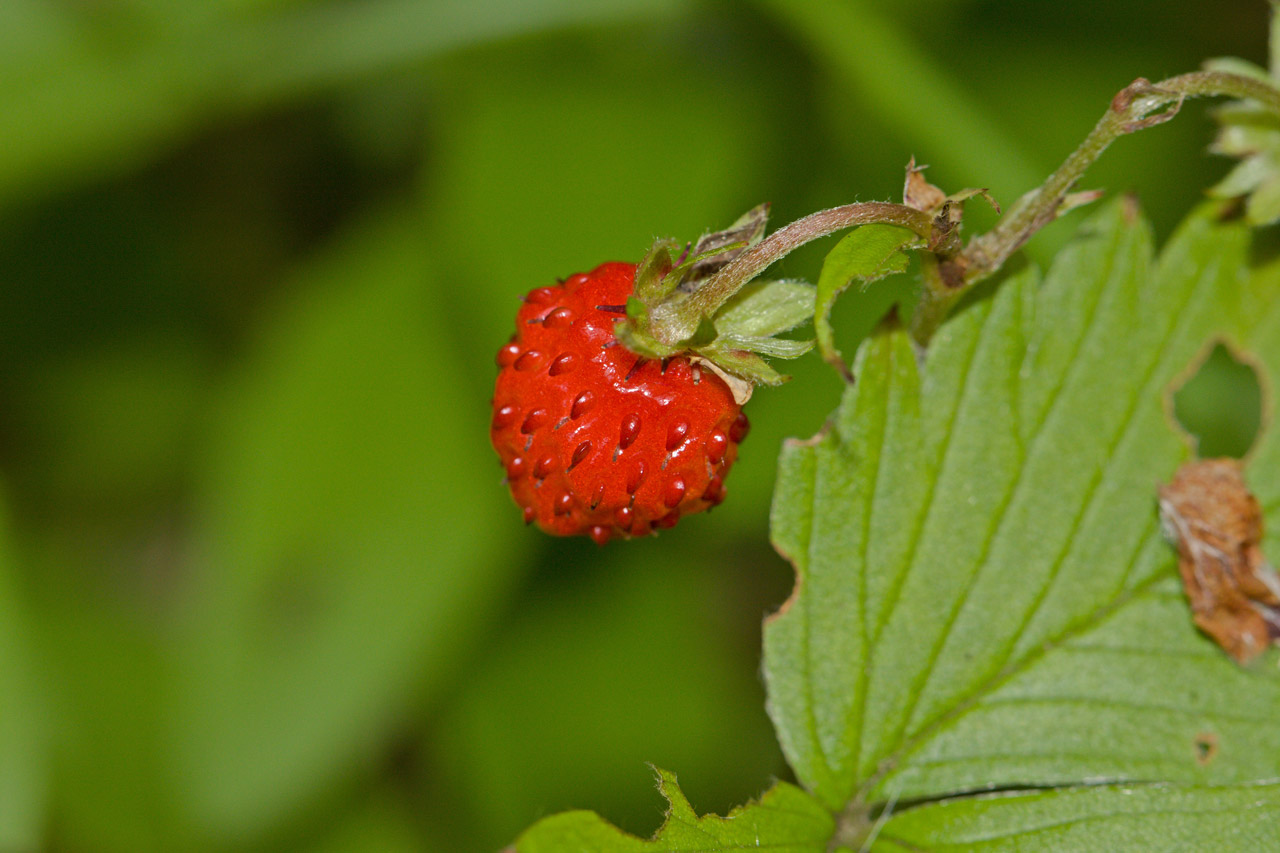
<box><xmin>863</xmin><ymin>235</ymin><xmax>1222</xmax><ymax>797</ymax></box>
<box><xmin>873</xmin><ymin>295</ymin><xmax>1016</xmax><ymax>759</ymax></box>
<box><xmin>867</xmin><ymin>302</ymin><xmax>989</xmax><ymax>648</ymax></box>
<box><xmin>909</xmin><ymin>804</ymin><xmax>1280</xmax><ymax>845</ymax></box>
<box><xmin>980</xmin><ymin>694</ymin><xmax>1272</xmax><ymax>724</ymax></box>
<box><xmin>864</xmin><ymin>569</ymin><xmax>1170</xmax><ymax>795</ymax></box>
<box><xmin>901</xmin><ymin>224</ymin><xmax>1133</xmax><ymax>732</ymax></box>
<box><xmin>995</xmin><ymin>245</ymin><xmax>1217</xmax><ymax>666</ymax></box>
<box><xmin>852</xmin><ymin>337</ymin><xmax>895</xmax><ymax>780</ymax></box>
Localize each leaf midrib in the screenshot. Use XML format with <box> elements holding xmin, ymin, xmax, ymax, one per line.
<box><xmin>883</xmin><ymin>220</ymin><xmax>1131</xmax><ymax>754</ymax></box>
<box><xmin>860</xmin><ymin>229</ymin><xmax>1225</xmax><ymax>799</ymax></box>
<box><xmin>855</xmin><ymin>299</ymin><xmax>990</xmax><ymax>783</ymax></box>
<box><xmin>851</xmin><ymin>332</ymin><xmax>904</xmax><ymax>783</ymax></box>
<box><xmin>881</xmin><ymin>801</ymin><xmax>1280</xmax><ymax>849</ymax></box>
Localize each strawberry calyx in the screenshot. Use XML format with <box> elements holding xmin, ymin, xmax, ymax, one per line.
<box><xmin>613</xmin><ymin>204</ymin><xmax>817</xmax><ymax>394</ymax></box>
<box><xmin>613</xmin><ymin>200</ymin><xmax>941</xmax><ymax>395</ymax></box>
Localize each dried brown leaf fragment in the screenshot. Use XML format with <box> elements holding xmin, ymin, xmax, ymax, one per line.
<box><xmin>1158</xmin><ymin>458</ymin><xmax>1280</xmax><ymax>663</ymax></box>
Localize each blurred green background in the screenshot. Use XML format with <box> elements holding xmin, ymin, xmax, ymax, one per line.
<box><xmin>0</xmin><ymin>1</ymin><xmax>1267</xmax><ymax>850</ymax></box>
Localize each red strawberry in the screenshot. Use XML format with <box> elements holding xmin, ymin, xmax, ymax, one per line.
<box><xmin>491</xmin><ymin>262</ymin><xmax>751</xmax><ymax>545</ymax></box>
<box><xmin>491</xmin><ymin>205</ymin><xmax>819</xmax><ymax>543</ymax></box>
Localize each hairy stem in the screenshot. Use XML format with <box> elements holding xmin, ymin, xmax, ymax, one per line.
<box><xmin>656</xmin><ymin>202</ymin><xmax>934</xmax><ymax>341</ymax></box>
<box><xmin>960</xmin><ymin>70</ymin><xmax>1280</xmax><ymax>290</ymax></box>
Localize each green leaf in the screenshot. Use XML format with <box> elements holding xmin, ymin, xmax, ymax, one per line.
<box><xmin>813</xmin><ymin>224</ymin><xmax>920</xmax><ymax>379</ymax></box>
<box><xmin>715</xmin><ymin>280</ymin><xmax>817</xmax><ymax>338</ymax></box>
<box><xmin>1207</xmin><ymin>49</ymin><xmax>1280</xmax><ymax>225</ymax></box>
<box><xmin>1246</xmin><ymin>173</ymin><xmax>1280</xmax><ymax>224</ymax></box>
<box><xmin>513</xmin><ymin>769</ymin><xmax>833</xmax><ymax>852</ymax></box>
<box><xmin>876</xmin><ymin>782</ymin><xmax>1280</xmax><ymax>851</ymax></box>
<box><xmin>1210</xmin><ymin>154</ymin><xmax>1271</xmax><ymax>197</ymax></box>
<box><xmin>1203</xmin><ymin>56</ymin><xmax>1274</xmax><ymax>83</ymax></box>
<box><xmin>765</xmin><ymin>199</ymin><xmax>1280</xmax><ymax>822</ymax></box>
<box><xmin>37</xmin><ymin>594</ymin><xmax>191</xmax><ymax>852</ymax></box>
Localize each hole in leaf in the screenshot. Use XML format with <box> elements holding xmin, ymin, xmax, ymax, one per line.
<box><xmin>1171</xmin><ymin>343</ymin><xmax>1263</xmax><ymax>459</ymax></box>
<box><xmin>1194</xmin><ymin>731</ymin><xmax>1219</xmax><ymax>765</ymax></box>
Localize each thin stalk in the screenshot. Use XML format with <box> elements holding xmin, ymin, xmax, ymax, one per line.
<box><xmin>657</xmin><ymin>202</ymin><xmax>933</xmax><ymax>342</ymax></box>
<box><xmin>960</xmin><ymin>70</ymin><xmax>1280</xmax><ymax>289</ymax></box>
<box><xmin>909</xmin><ymin>252</ymin><xmax>961</xmax><ymax>347</ymax></box>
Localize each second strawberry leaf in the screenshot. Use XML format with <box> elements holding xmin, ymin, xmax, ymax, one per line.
<box><xmin>765</xmin><ymin>198</ymin><xmax>1280</xmax><ymax>846</ymax></box>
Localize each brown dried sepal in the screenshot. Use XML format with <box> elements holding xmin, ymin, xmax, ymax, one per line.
<box><xmin>1158</xmin><ymin>458</ymin><xmax>1280</xmax><ymax>664</ymax></box>
<box><xmin>902</xmin><ymin>158</ymin><xmax>999</xmax><ymax>260</ymax></box>
<box><xmin>903</xmin><ymin>158</ymin><xmax>947</xmax><ymax>213</ymax></box>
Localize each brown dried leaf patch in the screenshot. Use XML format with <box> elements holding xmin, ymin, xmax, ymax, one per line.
<box><xmin>1158</xmin><ymin>458</ymin><xmax>1280</xmax><ymax>663</ymax></box>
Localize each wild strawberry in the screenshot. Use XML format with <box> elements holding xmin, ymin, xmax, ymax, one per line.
<box><xmin>491</xmin><ymin>205</ymin><xmax>820</xmax><ymax>543</ymax></box>
<box><xmin>492</xmin><ymin>263</ymin><xmax>752</xmax><ymax>545</ymax></box>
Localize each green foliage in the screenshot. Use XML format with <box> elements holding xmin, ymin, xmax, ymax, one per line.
<box><xmin>813</xmin><ymin>224</ymin><xmax>920</xmax><ymax>376</ymax></box>
<box><xmin>512</xmin><ymin>200</ymin><xmax>1280</xmax><ymax>849</ymax></box>
<box><xmin>1205</xmin><ymin>5</ymin><xmax>1280</xmax><ymax>225</ymax></box>
<box><xmin>764</xmin><ymin>198</ymin><xmax>1280</xmax><ymax>843</ymax></box>
<box><xmin>516</xmin><ymin>769</ymin><xmax>832</xmax><ymax>852</ymax></box>
<box><xmin>769</xmin><ymin>200</ymin><xmax>1277</xmax><ymax>807</ymax></box>
<box><xmin>0</xmin><ymin>0</ymin><xmax>688</xmax><ymax>206</ymax></box>
<box><xmin>432</xmin><ymin>552</ymin><xmax>781</xmax><ymax>850</ymax></box>
<box><xmin>0</xmin><ymin>1</ymin><xmax>1274</xmax><ymax>851</ymax></box>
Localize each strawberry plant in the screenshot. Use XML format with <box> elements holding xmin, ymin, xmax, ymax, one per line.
<box><xmin>509</xmin><ymin>6</ymin><xmax>1280</xmax><ymax>851</ymax></box>
<box><xmin>3</xmin><ymin>2</ymin><xmax>1279</xmax><ymax>850</ymax></box>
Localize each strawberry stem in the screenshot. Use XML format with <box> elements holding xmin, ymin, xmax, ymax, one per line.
<box><xmin>958</xmin><ymin>70</ymin><xmax>1280</xmax><ymax>292</ymax></box>
<box><xmin>652</xmin><ymin>202</ymin><xmax>934</xmax><ymax>343</ymax></box>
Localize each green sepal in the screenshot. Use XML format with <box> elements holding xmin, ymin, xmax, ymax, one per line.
<box><xmin>1245</xmin><ymin>172</ymin><xmax>1280</xmax><ymax>224</ymax></box>
<box><xmin>613</xmin><ymin>320</ymin><xmax>679</xmax><ymax>360</ymax></box>
<box><xmin>699</xmin><ymin>346</ymin><xmax>789</xmax><ymax>386</ymax></box>
<box><xmin>1212</xmin><ymin>154</ymin><xmax>1272</xmax><ymax>197</ymax></box>
<box><xmin>633</xmin><ymin>238</ymin><xmax>682</xmax><ymax>304</ymax></box>
<box><xmin>677</xmin><ymin>315</ymin><xmax>719</xmax><ymax>349</ymax></box>
<box><xmin>715</xmin><ymin>334</ymin><xmax>814</xmax><ymax>359</ymax></box>
<box><xmin>714</xmin><ymin>280</ymin><xmax>816</xmax><ymax>338</ymax></box>
<box><xmin>1212</xmin><ymin>101</ymin><xmax>1280</xmax><ymax>131</ymax></box>
<box><xmin>686</xmin><ymin>203</ymin><xmax>769</xmax><ymax>279</ymax></box>
<box><xmin>1213</xmin><ymin>122</ymin><xmax>1280</xmax><ymax>157</ymax></box>
<box><xmin>625</xmin><ymin>295</ymin><xmax>650</xmax><ymax>324</ymax></box>
<box><xmin>618</xmin><ymin>205</ymin><xmax>820</xmax><ymax>390</ymax></box>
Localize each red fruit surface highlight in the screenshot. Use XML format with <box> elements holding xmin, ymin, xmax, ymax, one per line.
<box><xmin>491</xmin><ymin>262</ymin><xmax>747</xmax><ymax>543</ymax></box>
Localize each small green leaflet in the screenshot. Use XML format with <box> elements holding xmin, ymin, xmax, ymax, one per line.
<box><xmin>766</xmin><ymin>198</ymin><xmax>1280</xmax><ymax>847</ymax></box>
<box><xmin>814</xmin><ymin>224</ymin><xmax>921</xmax><ymax>379</ymax></box>
<box><xmin>513</xmin><ymin>768</ymin><xmax>833</xmax><ymax>852</ymax></box>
